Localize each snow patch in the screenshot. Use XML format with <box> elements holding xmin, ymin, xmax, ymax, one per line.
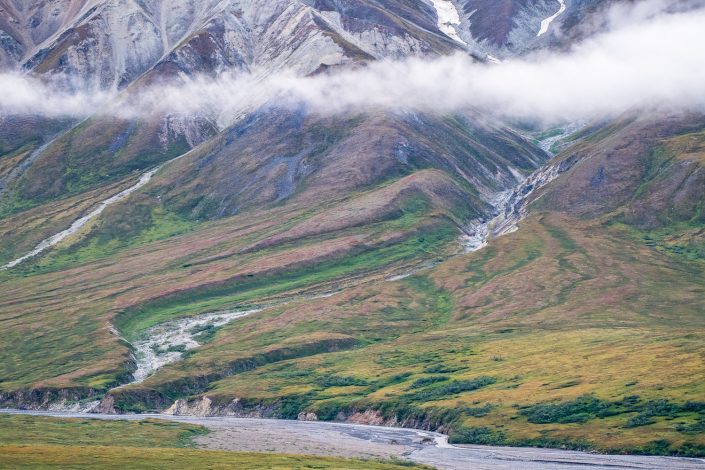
<box><xmin>429</xmin><ymin>0</ymin><xmax>467</xmax><ymax>45</ymax></box>
<box><xmin>486</xmin><ymin>54</ymin><xmax>502</xmax><ymax>64</ymax></box>
<box><xmin>537</xmin><ymin>0</ymin><xmax>567</xmax><ymax>37</ymax></box>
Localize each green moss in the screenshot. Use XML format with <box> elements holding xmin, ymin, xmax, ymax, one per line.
<box><xmin>520</xmin><ymin>396</ymin><xmax>614</xmax><ymax>424</ymax></box>
<box><xmin>408</xmin><ymin>376</ymin><xmax>449</xmax><ymax>389</ymax></box>
<box><xmin>403</xmin><ymin>377</ymin><xmax>496</xmax><ymax>402</ymax></box>
<box><xmin>23</xmin><ymin>205</ymin><xmax>199</xmax><ymax>274</ymax></box>
<box><xmin>0</xmin><ymin>415</ymin><xmax>207</xmax><ymax>449</ymax></box>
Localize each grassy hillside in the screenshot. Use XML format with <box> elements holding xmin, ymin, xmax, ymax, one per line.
<box><xmin>0</xmin><ymin>169</ymin><xmax>467</xmax><ymax>394</ymax></box>
<box><xmin>1</xmin><ymin>112</ymin><xmax>703</xmax><ymax>458</ymax></box>
<box><xmin>0</xmin><ymin>110</ymin><xmax>544</xmax><ymax>394</ymax></box>
<box><xmin>0</xmin><ymin>415</ymin><xmax>425</xmax><ymax>469</ymax></box>
<box><xmin>110</xmin><ymin>214</ymin><xmax>705</xmax><ymax>456</ymax></box>
<box><xmin>534</xmin><ymin>114</ymin><xmax>705</xmax><ymax>229</ymax></box>
<box><xmin>0</xmin><ymin>116</ymin><xmax>207</xmax><ymax>219</ymax></box>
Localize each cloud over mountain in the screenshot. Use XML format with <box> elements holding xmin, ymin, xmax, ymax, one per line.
<box><xmin>1</xmin><ymin>1</ymin><xmax>704</xmax><ymax>125</ymax></box>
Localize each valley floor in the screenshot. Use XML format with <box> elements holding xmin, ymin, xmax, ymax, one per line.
<box><xmin>2</xmin><ymin>410</ymin><xmax>704</xmax><ymax>470</ymax></box>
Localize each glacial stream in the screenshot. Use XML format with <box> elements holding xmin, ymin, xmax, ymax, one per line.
<box><xmin>460</xmin><ymin>164</ymin><xmax>565</xmax><ymax>252</ymax></box>
<box><xmin>5</xmin><ymin>409</ymin><xmax>703</xmax><ymax>470</ymax></box>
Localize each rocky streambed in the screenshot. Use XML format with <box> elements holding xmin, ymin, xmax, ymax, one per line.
<box><xmin>3</xmin><ymin>409</ymin><xmax>704</xmax><ymax>470</ymax></box>
<box><xmin>2</xmin><ymin>167</ymin><xmax>159</xmax><ymax>270</ymax></box>
<box><xmin>460</xmin><ymin>123</ymin><xmax>586</xmax><ymax>252</ymax></box>
<box><xmin>127</xmin><ymin>308</ymin><xmax>262</xmax><ymax>384</ymax></box>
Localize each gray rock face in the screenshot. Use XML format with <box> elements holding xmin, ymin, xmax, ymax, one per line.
<box><xmin>0</xmin><ymin>0</ymin><xmax>460</xmax><ymax>88</ymax></box>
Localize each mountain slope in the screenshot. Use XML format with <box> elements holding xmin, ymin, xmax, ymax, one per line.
<box><xmin>100</xmin><ymin>120</ymin><xmax>705</xmax><ymax>455</ymax></box>
<box><xmin>0</xmin><ymin>0</ymin><xmax>462</xmax><ymax>220</ymax></box>
<box><xmin>1</xmin><ymin>0</ymin><xmax>705</xmax><ymax>460</ymax></box>
<box><xmin>534</xmin><ymin>113</ymin><xmax>705</xmax><ymax>229</ymax></box>
<box><xmin>0</xmin><ymin>105</ymin><xmax>548</xmax><ymax>396</ymax></box>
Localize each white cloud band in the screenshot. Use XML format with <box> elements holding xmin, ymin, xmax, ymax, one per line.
<box><xmin>1</xmin><ymin>2</ymin><xmax>704</xmax><ymax>125</ymax></box>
